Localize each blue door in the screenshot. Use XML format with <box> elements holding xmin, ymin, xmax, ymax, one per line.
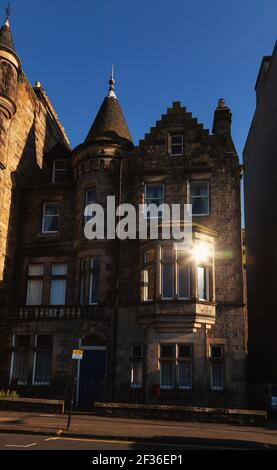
<box><xmin>78</xmin><ymin>349</ymin><xmax>106</xmax><ymax>410</ymax></box>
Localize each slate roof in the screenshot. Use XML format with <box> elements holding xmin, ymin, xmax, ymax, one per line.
<box><xmin>85</xmin><ymin>96</ymin><xmax>133</xmax><ymax>147</ymax></box>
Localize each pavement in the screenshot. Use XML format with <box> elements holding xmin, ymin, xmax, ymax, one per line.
<box><xmin>0</xmin><ymin>411</ymin><xmax>277</xmax><ymax>449</ymax></box>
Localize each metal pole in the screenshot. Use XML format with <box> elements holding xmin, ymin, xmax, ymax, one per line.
<box><xmin>66</xmin><ymin>361</ymin><xmax>77</xmax><ymax>431</ymax></box>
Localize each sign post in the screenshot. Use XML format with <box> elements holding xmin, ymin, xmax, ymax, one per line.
<box><xmin>66</xmin><ymin>349</ymin><xmax>83</xmax><ymax>431</ymax></box>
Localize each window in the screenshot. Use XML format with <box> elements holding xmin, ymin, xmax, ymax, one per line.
<box><xmin>190</xmin><ymin>182</ymin><xmax>209</xmax><ymax>216</ymax></box>
<box><xmin>161</xmin><ymin>248</ymin><xmax>174</xmax><ymax>299</ymax></box>
<box><xmin>42</xmin><ymin>203</ymin><xmax>59</xmax><ymax>233</ymax></box>
<box><xmin>142</xmin><ymin>249</ymin><xmax>155</xmax><ymax>301</ymax></box>
<box><xmin>52</xmin><ymin>160</ymin><xmax>69</xmax><ymax>183</ymax></box>
<box><xmin>160</xmin><ymin>344</ymin><xmax>175</xmax><ymax>389</ymax></box>
<box><xmin>197</xmin><ymin>266</ymin><xmax>209</xmax><ymax>301</ymax></box>
<box><xmin>26</xmin><ymin>264</ymin><xmax>44</xmax><ymax>305</ymax></box>
<box><xmin>50</xmin><ymin>263</ymin><xmax>67</xmax><ymax>305</ymax></box>
<box><xmin>177</xmin><ymin>249</ymin><xmax>190</xmax><ymax>299</ymax></box>
<box><xmin>170</xmin><ymin>135</ymin><xmax>183</xmax><ymax>156</ymax></box>
<box><xmin>210</xmin><ymin>345</ymin><xmax>224</xmax><ymax>391</ymax></box>
<box><xmin>130</xmin><ymin>345</ymin><xmax>143</xmax><ymax>388</ymax></box>
<box><xmin>80</xmin><ymin>259</ymin><xmax>86</xmax><ymax>305</ymax></box>
<box><xmin>33</xmin><ymin>335</ymin><xmax>52</xmax><ymax>385</ymax></box>
<box><xmin>144</xmin><ymin>184</ymin><xmax>164</xmax><ymax>218</ymax></box>
<box><xmin>10</xmin><ymin>335</ymin><xmax>31</xmax><ymax>385</ymax></box>
<box><xmin>89</xmin><ymin>258</ymin><xmax>100</xmax><ymax>304</ymax></box>
<box><xmin>85</xmin><ymin>189</ymin><xmax>96</xmax><ymax>222</ymax></box>
<box><xmin>178</xmin><ymin>345</ymin><xmax>193</xmax><ymax>389</ymax></box>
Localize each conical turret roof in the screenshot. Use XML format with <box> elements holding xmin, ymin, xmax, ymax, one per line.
<box><xmin>85</xmin><ymin>73</ymin><xmax>133</xmax><ymax>147</ymax></box>
<box><xmin>0</xmin><ymin>18</ymin><xmax>16</xmax><ymax>52</ymax></box>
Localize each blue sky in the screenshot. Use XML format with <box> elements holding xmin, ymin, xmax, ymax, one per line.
<box><xmin>4</xmin><ymin>0</ymin><xmax>277</xmax><ymax>159</ymax></box>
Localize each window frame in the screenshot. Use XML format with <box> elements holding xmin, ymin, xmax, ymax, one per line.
<box><xmin>159</xmin><ymin>344</ymin><xmax>175</xmax><ymax>390</ymax></box>
<box><xmin>130</xmin><ymin>344</ymin><xmax>144</xmax><ymax>389</ymax></box>
<box><xmin>26</xmin><ymin>264</ymin><xmax>44</xmax><ymax>306</ymax></box>
<box><xmin>197</xmin><ymin>265</ymin><xmax>210</xmax><ymax>301</ymax></box>
<box><xmin>10</xmin><ymin>334</ymin><xmax>32</xmax><ymax>386</ymax></box>
<box><xmin>89</xmin><ymin>258</ymin><xmax>100</xmax><ymax>305</ymax></box>
<box><xmin>32</xmin><ymin>334</ymin><xmax>52</xmax><ymax>386</ymax></box>
<box><xmin>210</xmin><ymin>344</ymin><xmax>224</xmax><ymax>391</ymax></box>
<box><xmin>170</xmin><ymin>134</ymin><xmax>184</xmax><ymax>156</ymax></box>
<box><xmin>49</xmin><ymin>263</ymin><xmax>68</xmax><ymax>306</ymax></box>
<box><xmin>41</xmin><ymin>202</ymin><xmax>59</xmax><ymax>234</ymax></box>
<box><xmin>177</xmin><ymin>344</ymin><xmax>193</xmax><ymax>390</ymax></box>
<box><xmin>189</xmin><ymin>181</ymin><xmax>210</xmax><ymax>216</ymax></box>
<box><xmin>52</xmin><ymin>159</ymin><xmax>69</xmax><ymax>183</ymax></box>
<box><xmin>144</xmin><ymin>183</ymin><xmax>165</xmax><ymax>219</ymax></box>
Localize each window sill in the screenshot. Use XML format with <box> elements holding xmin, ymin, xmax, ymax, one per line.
<box><xmin>37</xmin><ymin>232</ymin><xmax>61</xmax><ymax>238</ymax></box>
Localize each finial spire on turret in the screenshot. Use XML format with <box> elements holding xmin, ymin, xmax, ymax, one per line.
<box><xmin>4</xmin><ymin>3</ymin><xmax>11</xmax><ymax>25</ymax></box>
<box><xmin>108</xmin><ymin>64</ymin><xmax>117</xmax><ymax>99</ymax></box>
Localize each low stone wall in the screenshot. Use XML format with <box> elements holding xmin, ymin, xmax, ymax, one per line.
<box><xmin>0</xmin><ymin>397</ymin><xmax>64</xmax><ymax>414</ymax></box>
<box><xmin>95</xmin><ymin>402</ymin><xmax>266</xmax><ymax>426</ymax></box>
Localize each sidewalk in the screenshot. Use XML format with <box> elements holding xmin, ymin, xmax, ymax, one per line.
<box><xmin>0</xmin><ymin>411</ymin><xmax>277</xmax><ymax>448</ymax></box>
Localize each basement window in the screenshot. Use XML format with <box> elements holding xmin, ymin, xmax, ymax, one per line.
<box><xmin>130</xmin><ymin>345</ymin><xmax>143</xmax><ymax>388</ymax></box>
<box><xmin>210</xmin><ymin>345</ymin><xmax>224</xmax><ymax>391</ymax></box>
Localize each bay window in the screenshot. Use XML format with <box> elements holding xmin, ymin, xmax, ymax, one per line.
<box><xmin>142</xmin><ymin>249</ymin><xmax>155</xmax><ymax>301</ymax></box>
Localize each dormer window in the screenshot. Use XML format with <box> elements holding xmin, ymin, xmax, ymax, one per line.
<box><xmin>170</xmin><ymin>135</ymin><xmax>183</xmax><ymax>156</ymax></box>
<box><xmin>52</xmin><ymin>159</ymin><xmax>68</xmax><ymax>183</ymax></box>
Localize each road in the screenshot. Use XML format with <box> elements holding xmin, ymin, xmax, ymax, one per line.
<box><xmin>0</xmin><ymin>433</ymin><xmax>273</xmax><ymax>450</ymax></box>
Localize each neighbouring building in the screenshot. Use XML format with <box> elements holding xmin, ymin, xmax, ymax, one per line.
<box><xmin>244</xmin><ymin>41</ymin><xmax>277</xmax><ymax>401</ymax></box>
<box><xmin>0</xmin><ymin>17</ymin><xmax>246</xmax><ymax>409</ymax></box>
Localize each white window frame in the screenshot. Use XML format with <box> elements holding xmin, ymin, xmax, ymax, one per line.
<box><xmin>41</xmin><ymin>203</ymin><xmax>59</xmax><ymax>234</ymax></box>
<box><xmin>170</xmin><ymin>135</ymin><xmax>183</xmax><ymax>156</ymax></box>
<box><xmin>197</xmin><ymin>266</ymin><xmax>209</xmax><ymax>301</ymax></box>
<box><xmin>52</xmin><ymin>159</ymin><xmax>68</xmax><ymax>183</ymax></box>
<box><xmin>189</xmin><ymin>181</ymin><xmax>209</xmax><ymax>216</ymax></box>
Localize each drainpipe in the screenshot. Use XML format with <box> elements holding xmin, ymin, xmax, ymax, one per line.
<box><xmin>111</xmin><ymin>157</ymin><xmax>123</xmax><ymax>401</ymax></box>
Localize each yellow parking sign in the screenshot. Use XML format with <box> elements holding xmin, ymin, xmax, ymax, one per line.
<box><xmin>72</xmin><ymin>349</ymin><xmax>83</xmax><ymax>360</ymax></box>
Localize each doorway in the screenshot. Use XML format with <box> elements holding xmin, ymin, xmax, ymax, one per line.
<box><xmin>77</xmin><ymin>346</ymin><xmax>107</xmax><ymax>410</ymax></box>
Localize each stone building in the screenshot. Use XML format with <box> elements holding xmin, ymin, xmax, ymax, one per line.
<box><xmin>0</xmin><ymin>17</ymin><xmax>246</xmax><ymax>409</ymax></box>
<box><xmin>244</xmin><ymin>41</ymin><xmax>277</xmax><ymax>398</ymax></box>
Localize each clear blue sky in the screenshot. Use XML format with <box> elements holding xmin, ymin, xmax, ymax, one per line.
<box><xmin>4</xmin><ymin>0</ymin><xmax>277</xmax><ymax>159</ymax></box>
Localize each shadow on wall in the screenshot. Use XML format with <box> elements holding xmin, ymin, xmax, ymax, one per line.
<box><xmin>0</xmin><ymin>110</ymin><xmax>63</xmax><ymax>306</ymax></box>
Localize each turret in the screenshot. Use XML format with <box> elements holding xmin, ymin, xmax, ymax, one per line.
<box><xmin>0</xmin><ymin>16</ymin><xmax>20</xmax><ymax>119</ymax></box>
